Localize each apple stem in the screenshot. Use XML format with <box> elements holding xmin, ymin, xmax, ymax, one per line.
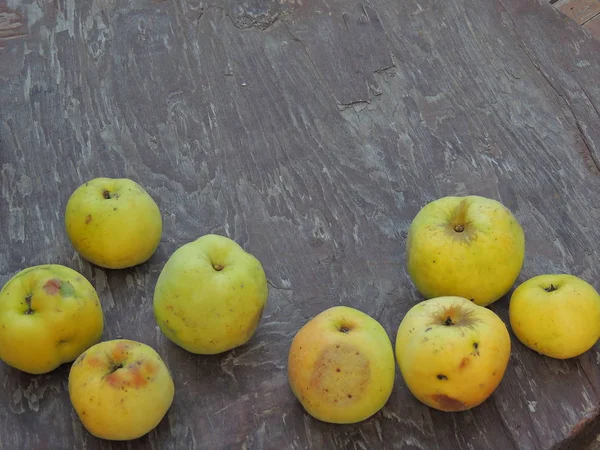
<box><xmin>544</xmin><ymin>284</ymin><xmax>558</xmax><ymax>292</ymax></box>
<box><xmin>24</xmin><ymin>293</ymin><xmax>34</xmax><ymax>315</ymax></box>
<box><xmin>451</xmin><ymin>199</ymin><xmax>470</xmax><ymax>233</ymax></box>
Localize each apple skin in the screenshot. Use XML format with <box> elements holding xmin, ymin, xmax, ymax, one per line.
<box><xmin>65</xmin><ymin>177</ymin><xmax>162</xmax><ymax>269</ymax></box>
<box><xmin>509</xmin><ymin>274</ymin><xmax>600</xmax><ymax>359</ymax></box>
<box><xmin>287</xmin><ymin>306</ymin><xmax>395</xmax><ymax>424</ymax></box>
<box><xmin>68</xmin><ymin>339</ymin><xmax>175</xmax><ymax>441</ymax></box>
<box><xmin>0</xmin><ymin>264</ymin><xmax>104</xmax><ymax>375</ymax></box>
<box><xmin>406</xmin><ymin>195</ymin><xmax>525</xmax><ymax>306</ymax></box>
<box><xmin>395</xmin><ymin>296</ymin><xmax>511</xmax><ymax>412</ymax></box>
<box><xmin>153</xmin><ymin>234</ymin><xmax>268</xmax><ymax>355</ymax></box>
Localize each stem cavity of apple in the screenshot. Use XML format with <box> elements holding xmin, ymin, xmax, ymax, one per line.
<box><xmin>443</xmin><ymin>316</ymin><xmax>454</xmax><ymax>326</ymax></box>
<box><xmin>544</xmin><ymin>284</ymin><xmax>558</xmax><ymax>292</ymax></box>
<box><xmin>108</xmin><ymin>363</ymin><xmax>124</xmax><ymax>375</ymax></box>
<box><xmin>448</xmin><ymin>198</ymin><xmax>472</xmax><ymax>235</ymax></box>
<box><xmin>212</xmin><ymin>264</ymin><xmax>224</xmax><ymax>271</ymax></box>
<box><xmin>102</xmin><ymin>189</ymin><xmax>111</xmax><ymax>199</ymax></box>
<box><xmin>24</xmin><ymin>293</ymin><xmax>34</xmax><ymax>315</ymax></box>
<box><xmin>339</xmin><ymin>326</ymin><xmax>350</xmax><ymax>333</ymax></box>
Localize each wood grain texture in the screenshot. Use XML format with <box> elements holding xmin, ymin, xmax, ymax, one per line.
<box><xmin>584</xmin><ymin>12</ymin><xmax>600</xmax><ymax>36</ymax></box>
<box><xmin>555</xmin><ymin>0</ymin><xmax>600</xmax><ymax>25</ymax></box>
<box><xmin>1</xmin><ymin>0</ymin><xmax>600</xmax><ymax>448</ymax></box>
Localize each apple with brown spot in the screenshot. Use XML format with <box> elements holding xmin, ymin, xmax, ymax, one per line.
<box><xmin>0</xmin><ymin>264</ymin><xmax>104</xmax><ymax>374</ymax></box>
<box><xmin>395</xmin><ymin>296</ymin><xmax>511</xmax><ymax>412</ymax></box>
<box><xmin>69</xmin><ymin>339</ymin><xmax>175</xmax><ymax>441</ymax></box>
<box><xmin>287</xmin><ymin>306</ymin><xmax>395</xmax><ymax>424</ymax></box>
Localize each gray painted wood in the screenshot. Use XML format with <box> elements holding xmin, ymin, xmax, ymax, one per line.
<box><xmin>1</xmin><ymin>0</ymin><xmax>600</xmax><ymax>448</ymax></box>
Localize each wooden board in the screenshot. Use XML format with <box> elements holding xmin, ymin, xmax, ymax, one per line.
<box><xmin>1</xmin><ymin>0</ymin><xmax>600</xmax><ymax>448</ymax></box>
<box><xmin>551</xmin><ymin>0</ymin><xmax>600</xmax><ymax>40</ymax></box>
<box><xmin>584</xmin><ymin>12</ymin><xmax>600</xmax><ymax>36</ymax></box>
<box><xmin>555</xmin><ymin>0</ymin><xmax>600</xmax><ymax>24</ymax></box>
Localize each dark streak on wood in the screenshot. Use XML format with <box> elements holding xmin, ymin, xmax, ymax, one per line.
<box><xmin>1</xmin><ymin>0</ymin><xmax>600</xmax><ymax>449</ymax></box>
<box><xmin>584</xmin><ymin>11</ymin><xmax>600</xmax><ymax>38</ymax></box>
<box><xmin>557</xmin><ymin>405</ymin><xmax>600</xmax><ymax>450</ymax></box>
<box><xmin>287</xmin><ymin>1</ymin><xmax>394</xmax><ymax>107</ymax></box>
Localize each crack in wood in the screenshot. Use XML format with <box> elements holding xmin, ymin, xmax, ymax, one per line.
<box><xmin>285</xmin><ymin>3</ymin><xmax>394</xmax><ymax>108</ymax></box>
<box><xmin>196</xmin><ymin>0</ymin><xmax>297</xmax><ymax>31</ymax></box>
<box><xmin>498</xmin><ymin>0</ymin><xmax>600</xmax><ymax>175</ymax></box>
<box><xmin>266</xmin><ymin>280</ymin><xmax>292</xmax><ymax>292</ymax></box>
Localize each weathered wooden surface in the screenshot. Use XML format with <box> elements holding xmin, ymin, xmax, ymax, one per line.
<box><xmin>584</xmin><ymin>12</ymin><xmax>600</xmax><ymax>37</ymax></box>
<box><xmin>555</xmin><ymin>0</ymin><xmax>600</xmax><ymax>25</ymax></box>
<box><xmin>553</xmin><ymin>0</ymin><xmax>600</xmax><ymax>40</ymax></box>
<box><xmin>1</xmin><ymin>0</ymin><xmax>600</xmax><ymax>448</ymax></box>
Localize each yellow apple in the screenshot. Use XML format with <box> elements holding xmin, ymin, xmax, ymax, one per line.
<box><xmin>65</xmin><ymin>177</ymin><xmax>162</xmax><ymax>269</ymax></box>
<box><xmin>395</xmin><ymin>296</ymin><xmax>511</xmax><ymax>412</ymax></box>
<box><xmin>509</xmin><ymin>274</ymin><xmax>600</xmax><ymax>359</ymax></box>
<box><xmin>69</xmin><ymin>339</ymin><xmax>175</xmax><ymax>441</ymax></box>
<box><xmin>406</xmin><ymin>195</ymin><xmax>525</xmax><ymax>306</ymax></box>
<box><xmin>153</xmin><ymin>234</ymin><xmax>268</xmax><ymax>354</ymax></box>
<box><xmin>287</xmin><ymin>306</ymin><xmax>395</xmax><ymax>424</ymax></box>
<box><xmin>0</xmin><ymin>264</ymin><xmax>104</xmax><ymax>374</ymax></box>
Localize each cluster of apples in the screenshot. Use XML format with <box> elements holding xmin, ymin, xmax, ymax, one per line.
<box><xmin>287</xmin><ymin>195</ymin><xmax>600</xmax><ymax>424</ymax></box>
<box><xmin>2</xmin><ymin>179</ymin><xmax>600</xmax><ymax>440</ymax></box>
<box><xmin>0</xmin><ymin>177</ymin><xmax>269</xmax><ymax>441</ymax></box>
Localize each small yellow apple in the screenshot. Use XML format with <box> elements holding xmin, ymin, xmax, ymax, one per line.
<box><xmin>406</xmin><ymin>195</ymin><xmax>525</xmax><ymax>306</ymax></box>
<box><xmin>287</xmin><ymin>306</ymin><xmax>395</xmax><ymax>424</ymax></box>
<box><xmin>509</xmin><ymin>274</ymin><xmax>600</xmax><ymax>359</ymax></box>
<box><xmin>154</xmin><ymin>234</ymin><xmax>268</xmax><ymax>354</ymax></box>
<box><xmin>69</xmin><ymin>339</ymin><xmax>175</xmax><ymax>441</ymax></box>
<box><xmin>0</xmin><ymin>264</ymin><xmax>104</xmax><ymax>374</ymax></box>
<box><xmin>65</xmin><ymin>177</ymin><xmax>162</xmax><ymax>269</ymax></box>
<box><xmin>395</xmin><ymin>296</ymin><xmax>511</xmax><ymax>412</ymax></box>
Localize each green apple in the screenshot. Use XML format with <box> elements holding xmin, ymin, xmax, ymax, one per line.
<box><xmin>65</xmin><ymin>177</ymin><xmax>162</xmax><ymax>269</ymax></box>
<box><xmin>406</xmin><ymin>195</ymin><xmax>525</xmax><ymax>306</ymax></box>
<box><xmin>153</xmin><ymin>234</ymin><xmax>268</xmax><ymax>354</ymax></box>
<box><xmin>0</xmin><ymin>264</ymin><xmax>104</xmax><ymax>374</ymax></box>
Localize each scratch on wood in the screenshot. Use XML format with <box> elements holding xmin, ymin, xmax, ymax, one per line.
<box><xmin>0</xmin><ymin>4</ymin><xmax>27</xmax><ymax>45</ymax></box>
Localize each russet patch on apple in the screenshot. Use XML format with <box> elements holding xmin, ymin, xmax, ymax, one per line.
<box><xmin>287</xmin><ymin>306</ymin><xmax>396</xmax><ymax>424</ymax></box>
